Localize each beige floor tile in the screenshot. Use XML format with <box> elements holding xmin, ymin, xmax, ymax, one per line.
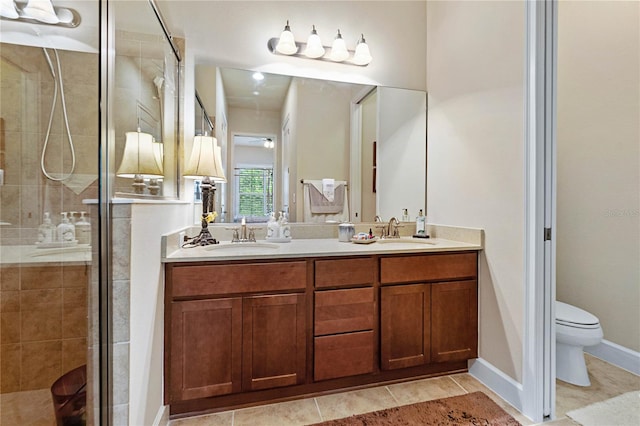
<box><xmin>555</xmin><ymin>354</ymin><xmax>640</xmax><ymax>417</ymax></box>
<box><xmin>450</xmin><ymin>373</ymin><xmax>534</xmax><ymax>426</ymax></box>
<box><xmin>387</xmin><ymin>376</ymin><xmax>466</xmax><ymax>405</ymax></box>
<box><xmin>315</xmin><ymin>385</ymin><xmax>397</xmax><ymax>422</ymax></box>
<box><xmin>538</xmin><ymin>416</ymin><xmax>580</xmax><ymax>425</ymax></box>
<box><xmin>169</xmin><ymin>410</ymin><xmax>233</xmax><ymax>426</ymax></box>
<box><xmin>233</xmin><ymin>398</ymin><xmax>321</xmax><ymax>426</ymax></box>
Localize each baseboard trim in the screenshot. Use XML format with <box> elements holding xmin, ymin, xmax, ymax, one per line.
<box><xmin>468</xmin><ymin>358</ymin><xmax>524</xmax><ymax>413</ymax></box>
<box><xmin>585</xmin><ymin>339</ymin><xmax>640</xmax><ymax>376</ymax></box>
<box><xmin>153</xmin><ymin>404</ymin><xmax>170</xmax><ymax>426</ymax></box>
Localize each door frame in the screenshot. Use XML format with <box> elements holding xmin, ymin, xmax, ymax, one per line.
<box><xmin>522</xmin><ymin>0</ymin><xmax>556</xmax><ymax>421</ymax></box>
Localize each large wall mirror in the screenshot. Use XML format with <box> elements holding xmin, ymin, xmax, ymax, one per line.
<box><xmin>111</xmin><ymin>0</ymin><xmax>180</xmax><ymax>198</ymax></box>
<box><xmin>196</xmin><ymin>66</ymin><xmax>426</xmax><ymax>224</ymax></box>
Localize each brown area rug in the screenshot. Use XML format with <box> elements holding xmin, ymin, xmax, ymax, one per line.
<box><xmin>311</xmin><ymin>391</ymin><xmax>521</xmax><ymax>425</ymax></box>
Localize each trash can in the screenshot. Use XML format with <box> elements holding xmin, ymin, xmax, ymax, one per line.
<box><xmin>51</xmin><ymin>364</ymin><xmax>87</xmax><ymax>426</ymax></box>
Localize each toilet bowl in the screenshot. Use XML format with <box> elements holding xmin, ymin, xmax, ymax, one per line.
<box><xmin>556</xmin><ymin>301</ymin><xmax>603</xmax><ymax>386</ymax></box>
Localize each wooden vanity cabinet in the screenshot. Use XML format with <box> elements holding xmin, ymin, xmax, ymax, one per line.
<box><xmin>313</xmin><ymin>257</ymin><xmax>376</xmax><ymax>381</ymax></box>
<box><xmin>379</xmin><ymin>252</ymin><xmax>478</xmax><ymax>371</ymax></box>
<box><xmin>166</xmin><ymin>261</ymin><xmax>307</xmax><ymax>404</ymax></box>
<box><xmin>380</xmin><ymin>283</ymin><xmax>430</xmax><ymax>370</ymax></box>
<box><xmin>170</xmin><ymin>298</ymin><xmax>242</xmax><ymax>401</ymax></box>
<box><xmin>165</xmin><ymin>251</ymin><xmax>479</xmax><ymax>415</ymax></box>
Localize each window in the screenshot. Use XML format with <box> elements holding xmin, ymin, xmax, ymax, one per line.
<box><xmin>234</xmin><ymin>167</ymin><xmax>273</xmax><ymax>222</ymax></box>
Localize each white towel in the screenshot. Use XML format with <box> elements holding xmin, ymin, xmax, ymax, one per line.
<box><xmin>322</xmin><ymin>178</ymin><xmax>335</xmax><ymax>202</ymax></box>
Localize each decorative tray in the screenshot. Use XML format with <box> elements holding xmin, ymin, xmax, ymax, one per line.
<box><xmin>351</xmin><ymin>237</ymin><xmax>378</xmax><ymax>244</ymax></box>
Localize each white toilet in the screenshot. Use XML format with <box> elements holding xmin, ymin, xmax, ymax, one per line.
<box><xmin>556</xmin><ymin>301</ymin><xmax>603</xmax><ymax>386</ymax></box>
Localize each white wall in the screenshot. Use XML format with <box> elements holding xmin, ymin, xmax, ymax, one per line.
<box><xmin>426</xmin><ymin>1</ymin><xmax>526</xmax><ymax>382</ymax></box>
<box><xmin>158</xmin><ymin>0</ymin><xmax>427</xmax><ymax>90</ymax></box>
<box><xmin>129</xmin><ymin>202</ymin><xmax>192</xmax><ymax>426</ymax></box>
<box><xmin>294</xmin><ymin>78</ymin><xmax>352</xmax><ymax>221</ymax></box>
<box><xmin>377</xmin><ymin>87</ymin><xmax>427</xmax><ymax>222</ymax></box>
<box><xmin>557</xmin><ymin>0</ymin><xmax>640</xmax><ymax>352</ymax></box>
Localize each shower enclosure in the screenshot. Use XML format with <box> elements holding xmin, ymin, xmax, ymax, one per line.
<box><xmin>1</xmin><ymin>0</ymin><xmax>181</xmax><ymax>424</ymax></box>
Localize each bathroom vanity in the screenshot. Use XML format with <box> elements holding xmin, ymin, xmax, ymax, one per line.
<box><xmin>162</xmin><ymin>230</ymin><xmax>481</xmax><ymax>416</ymax></box>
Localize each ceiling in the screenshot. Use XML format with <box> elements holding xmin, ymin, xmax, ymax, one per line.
<box><xmin>219</xmin><ymin>68</ymin><xmax>292</xmax><ymax>112</ymax></box>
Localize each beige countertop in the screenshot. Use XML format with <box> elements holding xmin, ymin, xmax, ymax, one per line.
<box><xmin>163</xmin><ymin>228</ymin><xmax>483</xmax><ymax>263</ymax></box>
<box><xmin>0</xmin><ymin>244</ymin><xmax>92</xmax><ymax>266</ymax></box>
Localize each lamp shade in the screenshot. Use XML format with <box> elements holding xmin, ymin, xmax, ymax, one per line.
<box><xmin>329</xmin><ymin>30</ymin><xmax>349</xmax><ymax>62</ymax></box>
<box><xmin>184</xmin><ymin>135</ymin><xmax>226</xmax><ymax>182</ymax></box>
<box><xmin>353</xmin><ymin>34</ymin><xmax>372</xmax><ymax>66</ymax></box>
<box><xmin>116</xmin><ymin>131</ymin><xmax>163</xmax><ymax>178</ymax></box>
<box><xmin>275</xmin><ymin>21</ymin><xmax>297</xmax><ymax>55</ymax></box>
<box><xmin>152</xmin><ymin>141</ymin><xmax>164</xmax><ymax>177</ymax></box>
<box><xmin>304</xmin><ymin>25</ymin><xmax>325</xmax><ymax>59</ymax></box>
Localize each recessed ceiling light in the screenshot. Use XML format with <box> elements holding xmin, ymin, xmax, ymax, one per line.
<box><xmin>252</xmin><ymin>72</ymin><xmax>264</xmax><ymax>81</ymax></box>
<box><xmin>253</xmin><ymin>91</ymin><xmax>259</xmax><ymax>96</ymax></box>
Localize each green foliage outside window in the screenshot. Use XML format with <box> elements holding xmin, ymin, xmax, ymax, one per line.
<box><xmin>236</xmin><ymin>168</ymin><xmax>273</xmax><ymax>218</ymax></box>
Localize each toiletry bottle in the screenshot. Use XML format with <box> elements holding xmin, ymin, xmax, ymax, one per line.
<box><xmin>57</xmin><ymin>212</ymin><xmax>76</xmax><ymax>243</ymax></box>
<box><xmin>266</xmin><ymin>212</ymin><xmax>278</xmax><ymax>239</ymax></box>
<box><xmin>75</xmin><ymin>211</ymin><xmax>91</xmax><ymax>245</ymax></box>
<box><xmin>38</xmin><ymin>212</ymin><xmax>56</xmax><ymax>244</ymax></box>
<box><xmin>402</xmin><ymin>208</ymin><xmax>410</xmax><ymax>222</ymax></box>
<box><xmin>416</xmin><ymin>209</ymin><xmax>426</xmax><ymax>235</ymax></box>
<box><xmin>280</xmin><ymin>211</ymin><xmax>291</xmax><ymax>239</ymax></box>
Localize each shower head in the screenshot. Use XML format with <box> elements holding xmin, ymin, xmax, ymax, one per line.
<box><xmin>153</xmin><ymin>76</ymin><xmax>165</xmax><ymax>90</ymax></box>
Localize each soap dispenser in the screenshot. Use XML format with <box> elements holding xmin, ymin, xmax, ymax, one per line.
<box><xmin>415</xmin><ymin>209</ymin><xmax>426</xmax><ymax>235</ymax></box>
<box><xmin>57</xmin><ymin>212</ymin><xmax>76</xmax><ymax>243</ymax></box>
<box><xmin>75</xmin><ymin>211</ymin><xmax>91</xmax><ymax>245</ymax></box>
<box><xmin>37</xmin><ymin>212</ymin><xmax>56</xmax><ymax>244</ymax></box>
<box><xmin>266</xmin><ymin>212</ymin><xmax>279</xmax><ymax>239</ymax></box>
<box><xmin>402</xmin><ymin>208</ymin><xmax>410</xmax><ymax>222</ymax></box>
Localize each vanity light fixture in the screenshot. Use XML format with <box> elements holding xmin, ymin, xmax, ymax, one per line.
<box><xmin>275</xmin><ymin>20</ymin><xmax>298</xmax><ymax>55</ymax></box>
<box><xmin>0</xmin><ymin>0</ymin><xmax>81</xmax><ymax>27</ymax></box>
<box><xmin>303</xmin><ymin>25</ymin><xmax>325</xmax><ymax>58</ymax></box>
<box><xmin>352</xmin><ymin>34</ymin><xmax>373</xmax><ymax>66</ymax></box>
<box><xmin>329</xmin><ymin>30</ymin><xmax>349</xmax><ymax>62</ymax></box>
<box><xmin>268</xmin><ymin>20</ymin><xmax>372</xmax><ymax>66</ymax></box>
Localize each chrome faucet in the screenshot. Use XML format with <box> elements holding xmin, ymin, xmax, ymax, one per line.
<box><xmin>227</xmin><ymin>217</ymin><xmax>256</xmax><ymax>243</ymax></box>
<box><xmin>387</xmin><ymin>217</ymin><xmax>401</xmax><ymax>238</ymax></box>
<box><xmin>374</xmin><ymin>215</ymin><xmax>383</xmax><ymax>222</ymax></box>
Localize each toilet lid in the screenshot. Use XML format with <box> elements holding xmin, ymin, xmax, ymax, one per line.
<box><xmin>556</xmin><ymin>301</ymin><xmax>600</xmax><ymax>326</ymax></box>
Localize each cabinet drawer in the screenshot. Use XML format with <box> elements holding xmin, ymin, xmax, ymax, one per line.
<box><xmin>315</xmin><ymin>287</ymin><xmax>374</xmax><ymax>336</ymax></box>
<box><xmin>171</xmin><ymin>262</ymin><xmax>307</xmax><ymax>297</ymax></box>
<box><xmin>315</xmin><ymin>257</ymin><xmax>375</xmax><ymax>288</ymax></box>
<box><xmin>380</xmin><ymin>252</ymin><xmax>477</xmax><ymax>284</ymax></box>
<box><xmin>314</xmin><ymin>331</ymin><xmax>374</xmax><ymax>381</ymax></box>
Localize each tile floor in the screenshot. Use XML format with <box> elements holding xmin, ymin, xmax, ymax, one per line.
<box><xmin>1</xmin><ymin>354</ymin><xmax>637</xmax><ymax>425</ymax></box>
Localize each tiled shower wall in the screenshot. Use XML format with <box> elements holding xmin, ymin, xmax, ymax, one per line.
<box><xmin>0</xmin><ymin>43</ymin><xmax>98</xmax><ymax>245</ymax></box>
<box><xmin>0</xmin><ymin>43</ymin><xmax>97</xmax><ymax>402</ymax></box>
<box><xmin>0</xmin><ymin>264</ymin><xmax>89</xmax><ymax>393</ymax></box>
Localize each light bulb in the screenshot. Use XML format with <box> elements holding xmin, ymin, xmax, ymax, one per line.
<box><xmin>275</xmin><ymin>20</ymin><xmax>297</xmax><ymax>55</ymax></box>
<box><xmin>304</xmin><ymin>25</ymin><xmax>325</xmax><ymax>59</ymax></box>
<box><xmin>329</xmin><ymin>29</ymin><xmax>349</xmax><ymax>62</ymax></box>
<box><xmin>353</xmin><ymin>34</ymin><xmax>372</xmax><ymax>66</ymax></box>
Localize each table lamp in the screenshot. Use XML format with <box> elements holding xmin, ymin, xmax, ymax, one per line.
<box><xmin>183</xmin><ymin>134</ymin><xmax>226</xmax><ymax>246</ymax></box>
<box><xmin>116</xmin><ymin>130</ymin><xmax>163</xmax><ymax>194</ymax></box>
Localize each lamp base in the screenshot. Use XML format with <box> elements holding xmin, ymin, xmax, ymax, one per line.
<box><xmin>183</xmin><ymin>228</ymin><xmax>218</xmax><ymax>247</ymax></box>
<box><xmin>182</xmin><ymin>215</ymin><xmax>219</xmax><ymax>248</ymax></box>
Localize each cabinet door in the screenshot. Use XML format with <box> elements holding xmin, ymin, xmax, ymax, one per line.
<box><xmin>380</xmin><ymin>284</ymin><xmax>430</xmax><ymax>370</ymax></box>
<box><xmin>170</xmin><ymin>298</ymin><xmax>242</xmax><ymax>402</ymax></box>
<box><xmin>243</xmin><ymin>293</ymin><xmax>306</xmax><ymax>391</ymax></box>
<box><xmin>431</xmin><ymin>280</ymin><xmax>478</xmax><ymax>363</ymax></box>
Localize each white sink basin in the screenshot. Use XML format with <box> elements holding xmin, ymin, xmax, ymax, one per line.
<box><xmin>205</xmin><ymin>242</ymin><xmax>280</xmax><ymax>251</ymax></box>
<box><xmin>377</xmin><ymin>237</ymin><xmax>437</xmax><ymax>245</ymax></box>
